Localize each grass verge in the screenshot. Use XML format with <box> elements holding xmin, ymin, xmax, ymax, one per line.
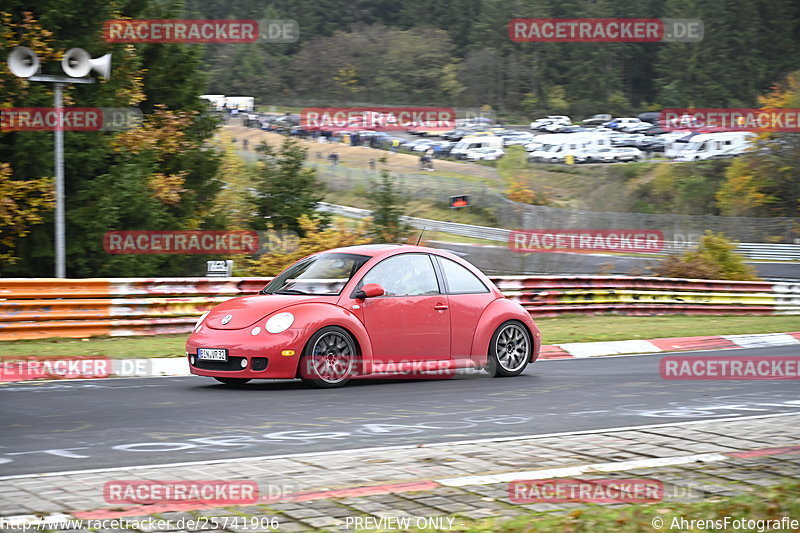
<box><xmin>394</xmin><ymin>480</ymin><xmax>800</xmax><ymax>533</ymax></box>
<box><xmin>0</xmin><ymin>315</ymin><xmax>797</xmax><ymax>359</ymax></box>
<box><xmin>537</xmin><ymin>314</ymin><xmax>800</xmax><ymax>345</ymax></box>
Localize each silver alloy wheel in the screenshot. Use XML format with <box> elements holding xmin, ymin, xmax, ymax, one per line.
<box><xmin>494</xmin><ymin>323</ymin><xmax>530</xmax><ymax>372</ymax></box>
<box><xmin>310</xmin><ymin>331</ymin><xmax>355</xmax><ymax>384</ymax></box>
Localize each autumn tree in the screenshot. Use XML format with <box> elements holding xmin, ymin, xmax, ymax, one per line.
<box><xmin>716</xmin><ymin>70</ymin><xmax>800</xmax><ymax>218</ymax></box>
<box><xmin>1</xmin><ymin>3</ymin><xmax>222</xmax><ymax>276</ymax></box>
<box><xmin>0</xmin><ymin>163</ymin><xmax>54</xmax><ymax>264</ymax></box>
<box><xmin>365</xmin><ymin>162</ymin><xmax>410</xmax><ymax>243</ymax></box>
<box><xmin>653</xmin><ymin>232</ymin><xmax>760</xmax><ymax>281</ymax></box>
<box><xmin>252</xmin><ymin>137</ymin><xmax>326</xmax><ymax>236</ymax></box>
<box><xmin>247</xmin><ymin>215</ymin><xmax>370</xmax><ymax>276</ymax></box>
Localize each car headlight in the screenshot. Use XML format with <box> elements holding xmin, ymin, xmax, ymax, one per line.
<box><xmin>194</xmin><ymin>311</ymin><xmax>210</xmax><ymax>332</ymax></box>
<box><xmin>265</xmin><ymin>312</ymin><xmax>294</xmax><ymax>334</ymax></box>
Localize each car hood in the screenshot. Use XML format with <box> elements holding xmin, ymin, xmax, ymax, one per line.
<box><xmin>204</xmin><ymin>294</ymin><xmax>336</xmax><ymax>330</ymax></box>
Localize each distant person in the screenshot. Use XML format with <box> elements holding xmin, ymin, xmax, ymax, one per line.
<box><xmin>419</xmin><ymin>153</ymin><xmax>428</xmax><ymax>170</ymax></box>
<box><xmin>369</xmin><ymin>159</ymin><xmax>376</xmax><ymax>170</ymax></box>
<box><xmin>391</xmin><ymin>138</ymin><xmax>400</xmax><ymax>153</ymax></box>
<box><xmin>424</xmin><ymin>147</ymin><xmax>435</xmax><ymax>170</ymax></box>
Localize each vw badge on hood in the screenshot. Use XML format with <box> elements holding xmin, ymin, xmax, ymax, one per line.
<box><xmin>221</xmin><ymin>314</ymin><xmax>233</xmax><ymax>325</ymax></box>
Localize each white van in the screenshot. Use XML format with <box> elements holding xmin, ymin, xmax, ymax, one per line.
<box><xmin>664</xmin><ymin>132</ymin><xmax>698</xmax><ymax>159</ymax></box>
<box><xmin>675</xmin><ymin>132</ymin><xmax>756</xmax><ymax>161</ymax></box>
<box><xmin>451</xmin><ymin>135</ymin><xmax>504</xmax><ymax>158</ymax></box>
<box><xmin>529</xmin><ymin>133</ymin><xmax>611</xmax><ymax>162</ymax></box>
<box><xmin>223</xmin><ymin>96</ymin><xmax>255</xmax><ymax>111</ymax></box>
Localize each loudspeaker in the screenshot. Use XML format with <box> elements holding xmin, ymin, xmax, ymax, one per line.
<box><xmin>61</xmin><ymin>48</ymin><xmax>111</xmax><ymax>79</ymax></box>
<box><xmin>7</xmin><ymin>46</ymin><xmax>40</xmax><ymax>78</ymax></box>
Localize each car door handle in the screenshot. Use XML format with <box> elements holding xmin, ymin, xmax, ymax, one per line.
<box><xmin>433</xmin><ymin>304</ymin><xmax>448</xmax><ymax>311</ymax></box>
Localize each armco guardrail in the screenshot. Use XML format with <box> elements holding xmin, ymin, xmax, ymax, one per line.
<box><xmin>0</xmin><ymin>278</ymin><xmax>267</xmax><ymax>341</ymax></box>
<box><xmin>1</xmin><ymin>276</ymin><xmax>798</xmax><ymax>341</ymax></box>
<box><xmin>318</xmin><ymin>202</ymin><xmax>800</xmax><ymax>260</ymax></box>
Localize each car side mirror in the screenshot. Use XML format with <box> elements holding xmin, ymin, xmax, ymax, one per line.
<box><xmin>354</xmin><ymin>283</ymin><xmax>385</xmax><ymax>299</ymax></box>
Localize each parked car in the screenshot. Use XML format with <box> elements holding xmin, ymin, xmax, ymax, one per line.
<box><xmin>530</xmin><ymin>115</ymin><xmax>571</xmax><ymax>130</ymax></box>
<box><xmin>504</xmin><ymin>134</ymin><xmax>536</xmax><ymax>146</ymax></box>
<box><xmin>582</xmin><ymin>114</ymin><xmax>612</xmax><ymax>126</ymax></box>
<box><xmin>624</xmin><ymin>122</ymin><xmax>656</xmax><ymax>134</ymax></box>
<box><xmin>575</xmin><ymin>147</ymin><xmax>642</xmax><ymax>163</ymax></box>
<box><xmin>603</xmin><ymin>147</ymin><xmax>644</xmax><ymax>162</ymax></box>
<box><xmin>466</xmin><ymin>147</ymin><xmax>505</xmax><ymax>161</ymax></box>
<box><xmin>553</xmin><ymin>125</ymin><xmax>589</xmax><ymax>134</ymax></box>
<box><xmin>637</xmin><ymin>111</ymin><xmax>662</xmax><ymax>125</ymax></box>
<box><xmin>413</xmin><ymin>140</ymin><xmax>452</xmax><ymax>152</ymax></box>
<box><xmin>450</xmin><ymin>135</ymin><xmax>504</xmax><ymax>158</ymax></box>
<box><xmin>402</xmin><ymin>139</ymin><xmax>434</xmax><ymax>150</ymax></box>
<box><xmin>611</xmin><ymin>133</ymin><xmax>646</xmax><ymax>147</ymax></box>
<box><xmin>635</xmin><ymin>136</ymin><xmax>667</xmax><ymax>152</ymax></box>
<box><xmin>187</xmin><ymin>244</ymin><xmax>541</xmax><ymax>388</ymax></box>
<box><xmin>574</xmin><ymin>147</ymin><xmax>616</xmax><ymax>163</ymax></box>
<box><xmin>608</xmin><ymin>117</ymin><xmax>645</xmax><ymax>131</ymax></box>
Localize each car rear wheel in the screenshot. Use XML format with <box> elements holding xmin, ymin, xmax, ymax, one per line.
<box><xmin>300</xmin><ymin>326</ymin><xmax>358</xmax><ymax>388</ymax></box>
<box><xmin>487</xmin><ymin>321</ymin><xmax>531</xmax><ymax>377</ymax></box>
<box><xmin>213</xmin><ymin>377</ymin><xmax>252</xmax><ymax>386</ymax></box>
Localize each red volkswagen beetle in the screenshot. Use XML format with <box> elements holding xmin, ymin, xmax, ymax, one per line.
<box><xmin>187</xmin><ymin>244</ymin><xmax>540</xmax><ymax>387</ymax></box>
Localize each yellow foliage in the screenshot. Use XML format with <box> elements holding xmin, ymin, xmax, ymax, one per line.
<box><xmin>146</xmin><ymin>171</ymin><xmax>187</xmax><ymax>205</ymax></box>
<box><xmin>507</xmin><ymin>177</ymin><xmax>550</xmax><ymax>205</ymax></box>
<box><xmin>757</xmin><ymin>71</ymin><xmax>800</xmax><ymax>109</ymax></box>
<box><xmin>0</xmin><ymin>162</ymin><xmax>54</xmax><ymax>263</ymax></box>
<box><xmin>715</xmin><ymin>159</ymin><xmax>771</xmax><ymax>216</ymax></box>
<box><xmin>246</xmin><ymin>215</ymin><xmax>372</xmax><ymax>276</ymax></box>
<box><xmin>211</xmin><ymin>132</ymin><xmax>257</xmax><ymax>229</ymax></box>
<box><xmin>112</xmin><ymin>105</ymin><xmax>196</xmax><ymax>157</ymax></box>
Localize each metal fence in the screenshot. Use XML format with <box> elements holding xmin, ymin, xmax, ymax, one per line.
<box><xmin>318</xmin><ymin>202</ymin><xmax>800</xmax><ymax>261</ymax></box>
<box><xmin>311</xmin><ymin>162</ymin><xmax>799</xmax><ymax>245</ymax></box>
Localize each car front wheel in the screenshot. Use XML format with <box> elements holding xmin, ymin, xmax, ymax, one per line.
<box><xmin>487</xmin><ymin>321</ymin><xmax>532</xmax><ymax>377</ymax></box>
<box><xmin>300</xmin><ymin>326</ymin><xmax>358</xmax><ymax>388</ymax></box>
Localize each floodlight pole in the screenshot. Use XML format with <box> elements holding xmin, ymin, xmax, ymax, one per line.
<box><xmin>29</xmin><ymin>74</ymin><xmax>94</xmax><ymax>278</ymax></box>
<box><xmin>54</xmin><ymin>81</ymin><xmax>65</xmax><ymax>278</ymax></box>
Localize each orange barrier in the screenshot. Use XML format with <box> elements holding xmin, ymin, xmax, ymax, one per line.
<box><xmin>0</xmin><ymin>276</ymin><xmax>796</xmax><ymax>341</ymax></box>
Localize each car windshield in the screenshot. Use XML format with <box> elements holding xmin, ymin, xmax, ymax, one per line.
<box><xmin>261</xmin><ymin>253</ymin><xmax>371</xmax><ymax>296</ymax></box>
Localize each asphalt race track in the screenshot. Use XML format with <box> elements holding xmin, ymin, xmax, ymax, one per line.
<box><xmin>1</xmin><ymin>345</ymin><xmax>799</xmax><ymax>477</ymax></box>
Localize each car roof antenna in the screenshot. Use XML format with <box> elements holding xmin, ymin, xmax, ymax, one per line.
<box><xmin>416</xmin><ymin>227</ymin><xmax>426</xmax><ymax>246</ymax></box>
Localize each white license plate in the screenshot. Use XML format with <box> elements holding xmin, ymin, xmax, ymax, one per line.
<box><xmin>197</xmin><ymin>348</ymin><xmax>228</xmax><ymax>362</ymax></box>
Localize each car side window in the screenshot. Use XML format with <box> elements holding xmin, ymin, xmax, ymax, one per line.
<box><xmin>439</xmin><ymin>257</ymin><xmax>489</xmax><ymax>294</ymax></box>
<box><xmin>360</xmin><ymin>254</ymin><xmax>440</xmax><ymax>296</ymax></box>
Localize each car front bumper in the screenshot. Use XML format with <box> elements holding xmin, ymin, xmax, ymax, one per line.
<box><xmin>186</xmin><ymin>325</ymin><xmax>308</xmax><ymax>379</ymax></box>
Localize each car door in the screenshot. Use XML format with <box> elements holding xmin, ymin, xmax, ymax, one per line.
<box><xmin>358</xmin><ymin>253</ymin><xmax>450</xmax><ymax>362</ymax></box>
<box><xmin>434</xmin><ymin>256</ymin><xmax>496</xmax><ymax>359</ymax></box>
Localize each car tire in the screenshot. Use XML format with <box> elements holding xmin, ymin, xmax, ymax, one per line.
<box><xmin>299</xmin><ymin>326</ymin><xmax>358</xmax><ymax>388</ymax></box>
<box><xmin>213</xmin><ymin>377</ymin><xmax>252</xmax><ymax>386</ymax></box>
<box><xmin>486</xmin><ymin>320</ymin><xmax>532</xmax><ymax>378</ymax></box>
